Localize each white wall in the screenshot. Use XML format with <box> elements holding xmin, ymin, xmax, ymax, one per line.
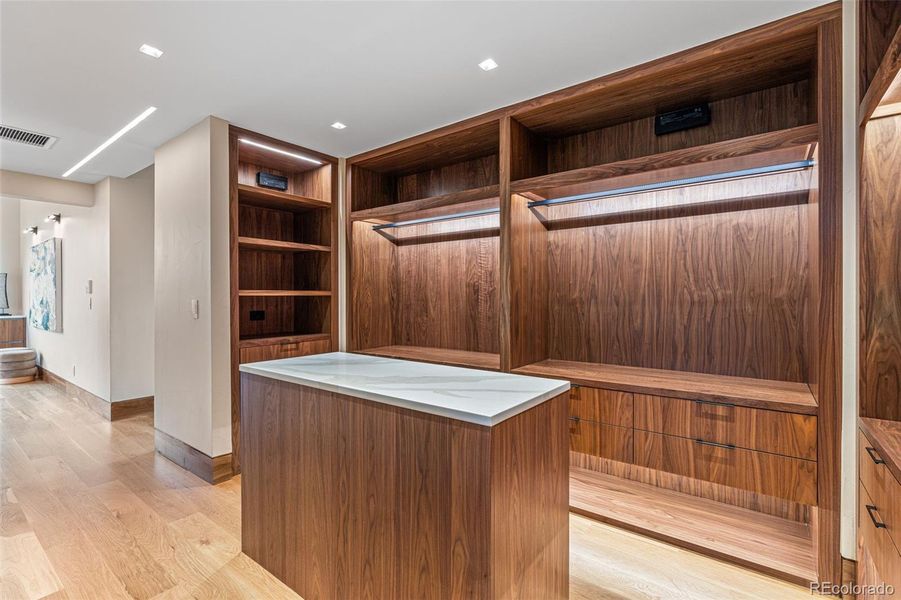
<box><xmin>154</xmin><ymin>116</ymin><xmax>231</xmax><ymax>458</ymax></box>
<box><xmin>840</xmin><ymin>0</ymin><xmax>858</xmax><ymax>560</ymax></box>
<box><xmin>0</xmin><ymin>198</ymin><xmax>22</xmax><ymax>314</ymax></box>
<box><xmin>109</xmin><ymin>166</ymin><xmax>155</xmax><ymax>401</ymax></box>
<box><xmin>19</xmin><ymin>185</ymin><xmax>112</xmax><ymax>401</ymax></box>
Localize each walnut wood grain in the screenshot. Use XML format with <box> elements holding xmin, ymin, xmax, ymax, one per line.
<box><xmin>355</xmin><ymin>346</ymin><xmax>500</xmax><ymax>371</ymax></box>
<box><xmin>858</xmin><ymin>427</ymin><xmax>901</xmax><ymax>555</ymax></box>
<box><xmin>859</xmin><ymin>0</ymin><xmax>901</xmax><ymax>122</ymax></box>
<box><xmin>633</xmin><ymin>430</ymin><xmax>817</xmax><ymax>505</ymax></box>
<box><xmin>570</xmin><ymin>468</ymin><xmax>817</xmax><ymax>585</ymax></box>
<box><xmin>237</xmin><ymin>183</ymin><xmax>330</xmax><ymax>211</ymax></box>
<box><xmin>238</xmin><ymin>338</ymin><xmax>331</xmax><ymax>365</ymax></box>
<box><xmin>0</xmin><ymin>316</ymin><xmax>26</xmax><ymax>348</ymax></box>
<box><xmin>515</xmin><ymin>360</ymin><xmax>817</xmax><ymax>414</ymax></box>
<box><xmin>572</xmin><ymin>453</ymin><xmax>811</xmax><ymax>524</ymax></box>
<box><xmin>857</xmin><ymin>482</ymin><xmax>901</xmax><ymax>593</ymax></box>
<box><xmin>633</xmin><ymin>394</ymin><xmax>817</xmax><ymax>460</ymax></box>
<box><xmin>860</xmin><ymin>116</ymin><xmax>901</xmax><ymax>421</ymax></box>
<box><xmin>240</xmin><ymin>373</ymin><xmax>569</xmax><ymax>600</ymax></box>
<box><xmin>860</xmin><ymin>418</ymin><xmax>901</xmax><ymax>490</ymax></box>
<box><xmin>350</xmin><ymin>184</ymin><xmax>499</xmax><ymax>222</ymax></box>
<box><xmin>570</xmin><ymin>420</ymin><xmax>632</xmax><ymax>464</ymax></box>
<box><xmin>569</xmin><ymin>387</ymin><xmax>633</xmax><ymax>428</ymax></box>
<box><xmin>237</xmin><ymin>237</ymin><xmax>330</xmax><ymax>253</ymax></box>
<box><xmin>511</xmin><ymin>124</ymin><xmax>817</xmax><ymax>197</ymax></box>
<box><xmin>238</xmin><ymin>290</ymin><xmax>330</xmax><ymax>297</ymax></box>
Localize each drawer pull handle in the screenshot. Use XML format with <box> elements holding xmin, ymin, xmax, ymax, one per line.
<box><xmin>695</xmin><ymin>439</ymin><xmax>735</xmax><ymax>450</ymax></box>
<box><xmin>695</xmin><ymin>399</ymin><xmax>736</xmax><ymax>408</ymax></box>
<box><xmin>866</xmin><ymin>504</ymin><xmax>887</xmax><ymax>529</ymax></box>
<box><xmin>865</xmin><ymin>446</ymin><xmax>886</xmax><ymax>465</ymax></box>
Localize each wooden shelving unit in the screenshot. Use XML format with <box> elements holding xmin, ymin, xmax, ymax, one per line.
<box><xmin>229</xmin><ymin>126</ymin><xmax>338</xmax><ymax>473</ymax></box>
<box><xmin>857</xmin><ymin>4</ymin><xmax>901</xmax><ymax>593</ymax></box>
<box><xmin>346</xmin><ymin>3</ymin><xmax>843</xmax><ymax>585</ymax></box>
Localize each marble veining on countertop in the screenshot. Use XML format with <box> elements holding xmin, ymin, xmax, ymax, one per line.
<box><xmin>239</xmin><ymin>352</ymin><xmax>570</xmax><ymax>426</ymax></box>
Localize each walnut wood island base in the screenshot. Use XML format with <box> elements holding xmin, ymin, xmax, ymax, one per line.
<box><xmin>240</xmin><ymin>352</ymin><xmax>571</xmax><ymax>600</ymax></box>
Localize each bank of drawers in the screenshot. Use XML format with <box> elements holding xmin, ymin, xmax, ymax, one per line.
<box><xmin>569</xmin><ymin>385</ymin><xmax>818</xmax><ymax>505</ymax></box>
<box><xmin>239</xmin><ymin>338</ymin><xmax>330</xmax><ymax>364</ymax></box>
<box><xmin>858</xmin><ymin>429</ymin><xmax>901</xmax><ymax>594</ymax></box>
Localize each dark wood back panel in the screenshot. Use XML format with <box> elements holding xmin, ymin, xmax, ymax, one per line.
<box><xmin>861</xmin><ymin>115</ymin><xmax>901</xmax><ymax>420</ymax></box>
<box><xmin>547</xmin><ymin>187</ymin><xmax>811</xmax><ymax>382</ymax></box>
<box><xmin>544</xmin><ymin>81</ymin><xmax>813</xmax><ymax>175</ymax></box>
<box><xmin>859</xmin><ymin>0</ymin><xmax>901</xmax><ymax>103</ymax></box>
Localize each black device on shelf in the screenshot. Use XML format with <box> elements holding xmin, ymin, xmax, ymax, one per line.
<box><xmin>256</xmin><ymin>171</ymin><xmax>289</xmax><ymax>191</ymax></box>
<box><xmin>655</xmin><ymin>104</ymin><xmax>711</xmax><ymax>136</ymax></box>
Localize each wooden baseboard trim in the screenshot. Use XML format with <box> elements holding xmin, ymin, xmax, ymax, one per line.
<box><xmin>41</xmin><ymin>367</ymin><xmax>154</xmax><ymax>421</ymax></box>
<box><xmin>154</xmin><ymin>428</ymin><xmax>233</xmax><ymax>484</ymax></box>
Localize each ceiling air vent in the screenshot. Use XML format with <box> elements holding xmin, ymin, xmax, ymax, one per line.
<box><xmin>0</xmin><ymin>125</ymin><xmax>58</xmax><ymax>149</ymax></box>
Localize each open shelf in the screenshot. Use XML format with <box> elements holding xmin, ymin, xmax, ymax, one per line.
<box><xmin>511</xmin><ymin>125</ymin><xmax>818</xmax><ymax>201</ymax></box>
<box><xmin>239</xmin><ymin>332</ymin><xmax>331</xmax><ymax>349</ymax></box>
<box><xmin>515</xmin><ymin>360</ymin><xmax>816</xmax><ymax>414</ymax></box>
<box><xmin>859</xmin><ymin>3</ymin><xmax>901</xmax><ymax>122</ymax></box>
<box><xmin>350</xmin><ymin>184</ymin><xmax>499</xmax><ymax>223</ymax></box>
<box><xmin>570</xmin><ymin>468</ymin><xmax>816</xmax><ymax>585</ymax></box>
<box><xmin>238</xmin><ymin>290</ymin><xmax>331</xmax><ymax>297</ymax></box>
<box><xmin>356</xmin><ymin>345</ymin><xmax>500</xmax><ymax>371</ymax></box>
<box><xmin>238</xmin><ymin>236</ymin><xmax>331</xmax><ymax>253</ymax></box>
<box><xmin>238</xmin><ymin>183</ymin><xmax>330</xmax><ymax>211</ymax></box>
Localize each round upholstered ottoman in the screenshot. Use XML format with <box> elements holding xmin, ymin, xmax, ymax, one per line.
<box><xmin>0</xmin><ymin>348</ymin><xmax>37</xmax><ymax>384</ymax></box>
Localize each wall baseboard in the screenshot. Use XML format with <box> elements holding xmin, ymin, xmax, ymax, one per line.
<box><xmin>154</xmin><ymin>428</ymin><xmax>233</xmax><ymax>484</ymax></box>
<box><xmin>41</xmin><ymin>367</ymin><xmax>153</xmax><ymax>421</ymax></box>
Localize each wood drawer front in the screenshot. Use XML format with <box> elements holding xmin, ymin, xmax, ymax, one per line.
<box><xmin>634</xmin><ymin>394</ymin><xmax>816</xmax><ymax>460</ymax></box>
<box><xmin>239</xmin><ymin>339</ymin><xmax>330</xmax><ymax>364</ymax></box>
<box><xmin>858</xmin><ymin>482</ymin><xmax>901</xmax><ymax>594</ymax></box>
<box><xmin>860</xmin><ymin>431</ymin><xmax>901</xmax><ymax>552</ymax></box>
<box><xmin>569</xmin><ymin>386</ymin><xmax>633</xmax><ymax>427</ymax></box>
<box><xmin>0</xmin><ymin>318</ymin><xmax>25</xmax><ymax>345</ymax></box>
<box><xmin>570</xmin><ymin>419</ymin><xmax>633</xmax><ymax>463</ymax></box>
<box><xmin>634</xmin><ymin>430</ymin><xmax>817</xmax><ymax>505</ymax></box>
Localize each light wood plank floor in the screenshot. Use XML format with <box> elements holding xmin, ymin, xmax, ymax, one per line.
<box><xmin>1</xmin><ymin>380</ymin><xmax>813</xmax><ymax>599</ymax></box>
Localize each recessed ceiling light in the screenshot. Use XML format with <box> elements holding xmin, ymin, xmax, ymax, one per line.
<box><xmin>139</xmin><ymin>44</ymin><xmax>163</xmax><ymax>58</ymax></box>
<box><xmin>330</xmin><ymin>122</ymin><xmax>347</xmax><ymax>130</ymax></box>
<box><xmin>238</xmin><ymin>139</ymin><xmax>322</xmax><ymax>165</ymax></box>
<box><xmin>478</xmin><ymin>58</ymin><xmax>498</xmax><ymax>71</ymax></box>
<box><xmin>62</xmin><ymin>106</ymin><xmax>157</xmax><ymax>178</ymax></box>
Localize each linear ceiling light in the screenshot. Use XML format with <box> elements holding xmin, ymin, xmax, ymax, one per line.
<box><xmin>62</xmin><ymin>106</ymin><xmax>157</xmax><ymax>178</ymax></box>
<box><xmin>527</xmin><ymin>160</ymin><xmax>816</xmax><ymax>208</ymax></box>
<box><xmin>238</xmin><ymin>138</ymin><xmax>322</xmax><ymax>165</ymax></box>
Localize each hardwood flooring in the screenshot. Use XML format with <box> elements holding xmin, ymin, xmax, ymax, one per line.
<box><xmin>1</xmin><ymin>380</ymin><xmax>811</xmax><ymax>599</ymax></box>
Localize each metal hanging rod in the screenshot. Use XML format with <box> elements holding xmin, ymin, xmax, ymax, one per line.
<box><xmin>527</xmin><ymin>160</ymin><xmax>816</xmax><ymax>208</ymax></box>
<box><xmin>372</xmin><ymin>207</ymin><xmax>499</xmax><ymax>230</ymax></box>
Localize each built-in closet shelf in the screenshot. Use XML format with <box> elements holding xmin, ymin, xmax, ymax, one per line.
<box><xmin>514</xmin><ymin>360</ymin><xmax>816</xmax><ymax>414</ymax></box>
<box><xmin>570</xmin><ymin>468</ymin><xmax>817</xmax><ymax>585</ymax></box>
<box><xmin>238</xmin><ymin>332</ymin><xmax>330</xmax><ymax>349</ymax></box>
<box><xmin>238</xmin><ymin>237</ymin><xmax>331</xmax><ymax>253</ymax></box>
<box><xmin>237</xmin><ymin>183</ymin><xmax>330</xmax><ymax>211</ymax></box>
<box><xmin>355</xmin><ymin>345</ymin><xmax>500</xmax><ymax>371</ymax></box>
<box><xmin>859</xmin><ymin>23</ymin><xmax>901</xmax><ymax>123</ymax></box>
<box><xmin>350</xmin><ymin>184</ymin><xmax>499</xmax><ymax>223</ymax></box>
<box><xmin>510</xmin><ymin>125</ymin><xmax>818</xmax><ymax>200</ymax></box>
<box><xmin>238</xmin><ymin>290</ymin><xmax>331</xmax><ymax>298</ymax></box>
<box><xmin>859</xmin><ymin>417</ymin><xmax>901</xmax><ymax>484</ymax></box>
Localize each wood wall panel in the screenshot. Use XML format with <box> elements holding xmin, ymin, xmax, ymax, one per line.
<box><xmin>860</xmin><ymin>115</ymin><xmax>901</xmax><ymax>420</ymax></box>
<box><xmin>349</xmin><ymin>222</ymin><xmax>396</xmax><ymax>350</ymax></box>
<box><xmin>859</xmin><ymin>0</ymin><xmax>901</xmax><ymax>103</ymax></box>
<box><xmin>393</xmin><ymin>227</ymin><xmax>498</xmax><ymax>354</ymax></box>
<box><xmin>547</xmin><ymin>199</ymin><xmax>810</xmax><ymax>382</ymax></box>
<box><xmin>546</xmin><ymin>81</ymin><xmax>812</xmax><ymax>174</ymax></box>
<box><xmin>395</xmin><ymin>154</ymin><xmax>498</xmax><ymax>204</ymax></box>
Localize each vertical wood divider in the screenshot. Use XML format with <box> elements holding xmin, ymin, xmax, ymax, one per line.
<box><xmin>815</xmin><ymin>15</ymin><xmax>843</xmax><ymax>584</ymax></box>
<box><xmin>500</xmin><ymin>117</ymin><xmax>550</xmax><ymax>371</ymax></box>
<box><xmin>228</xmin><ymin>130</ymin><xmax>242</xmax><ymax>474</ymax></box>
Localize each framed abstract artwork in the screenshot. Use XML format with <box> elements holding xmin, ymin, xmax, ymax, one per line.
<box><xmin>29</xmin><ymin>237</ymin><xmax>62</xmax><ymax>332</ymax></box>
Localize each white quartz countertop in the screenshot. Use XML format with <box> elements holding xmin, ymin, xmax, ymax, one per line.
<box><xmin>239</xmin><ymin>352</ymin><xmax>570</xmax><ymax>426</ymax></box>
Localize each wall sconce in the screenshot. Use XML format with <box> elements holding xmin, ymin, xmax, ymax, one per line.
<box><xmin>23</xmin><ymin>226</ymin><xmax>38</xmax><ymax>235</ymax></box>
<box><xmin>45</xmin><ymin>213</ymin><xmax>61</xmax><ymax>223</ymax></box>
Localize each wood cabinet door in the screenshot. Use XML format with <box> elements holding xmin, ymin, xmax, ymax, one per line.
<box><xmin>569</xmin><ymin>418</ymin><xmax>633</xmax><ymax>463</ymax></box>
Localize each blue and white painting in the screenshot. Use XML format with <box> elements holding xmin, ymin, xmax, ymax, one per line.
<box><xmin>29</xmin><ymin>238</ymin><xmax>62</xmax><ymax>332</ymax></box>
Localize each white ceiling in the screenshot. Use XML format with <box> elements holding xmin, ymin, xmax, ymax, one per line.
<box><xmin>1</xmin><ymin>0</ymin><xmax>830</xmax><ymax>184</ymax></box>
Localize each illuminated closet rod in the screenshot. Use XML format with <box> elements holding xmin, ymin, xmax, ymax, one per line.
<box><xmin>371</xmin><ymin>160</ymin><xmax>815</xmax><ymax>230</ymax></box>
<box><xmin>527</xmin><ymin>160</ymin><xmax>815</xmax><ymax>208</ymax></box>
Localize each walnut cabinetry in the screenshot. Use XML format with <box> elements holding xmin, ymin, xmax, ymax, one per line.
<box><xmin>568</xmin><ymin>385</ymin><xmax>818</xmax><ymax>505</ymax></box>
<box><xmin>0</xmin><ymin>316</ymin><xmax>25</xmax><ymax>349</ymax></box>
